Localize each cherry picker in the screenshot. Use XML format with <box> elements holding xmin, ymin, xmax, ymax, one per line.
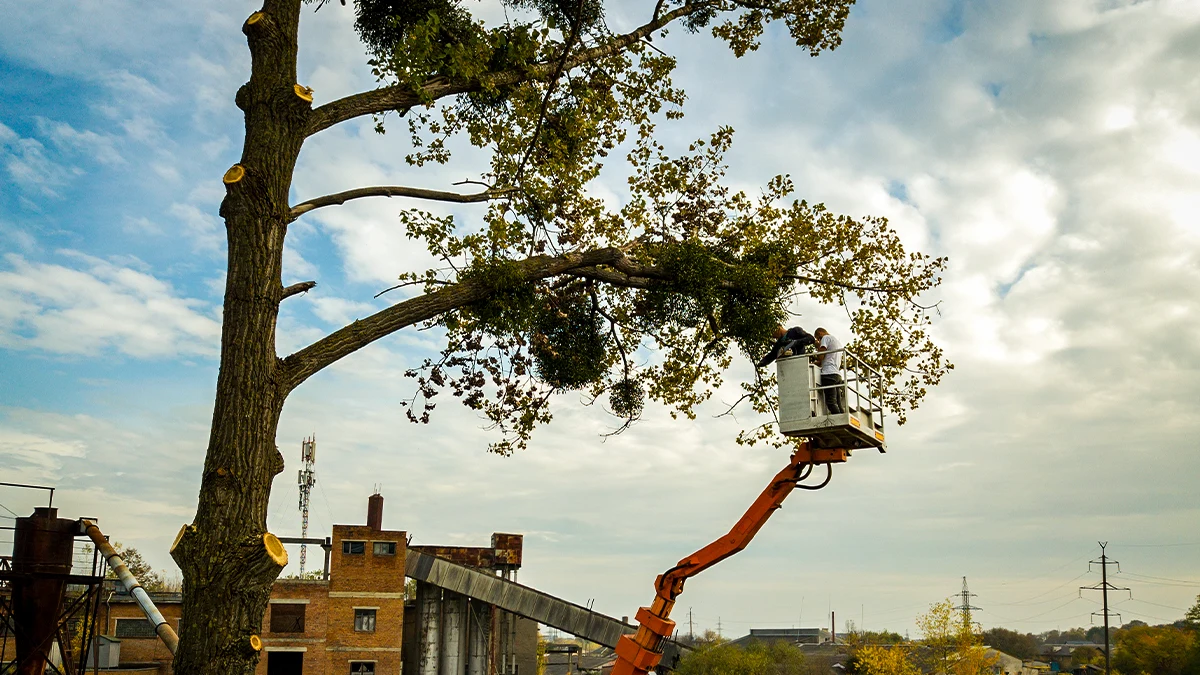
<box><xmin>611</xmin><ymin>349</ymin><xmax>887</xmax><ymax>674</ymax></box>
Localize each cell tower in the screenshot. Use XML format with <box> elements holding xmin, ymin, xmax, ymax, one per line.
<box><xmin>298</xmin><ymin>436</ymin><xmax>317</xmax><ymax>575</ymax></box>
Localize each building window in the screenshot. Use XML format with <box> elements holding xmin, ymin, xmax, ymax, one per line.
<box><xmin>372</xmin><ymin>541</ymin><xmax>396</xmax><ymax>556</ymax></box>
<box><xmin>114</xmin><ymin>618</ymin><xmax>158</xmax><ymax>639</ymax></box>
<box><xmin>349</xmin><ymin>661</ymin><xmax>376</xmax><ymax>674</ymax></box>
<box><xmin>269</xmin><ymin>603</ymin><xmax>306</xmax><ymax>633</ymax></box>
<box><xmin>342</xmin><ymin>540</ymin><xmax>365</xmax><ymax>555</ymax></box>
<box><xmin>354</xmin><ymin>608</ymin><xmax>377</xmax><ymax>632</ymax></box>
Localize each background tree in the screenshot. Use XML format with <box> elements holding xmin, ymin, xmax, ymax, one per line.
<box><xmin>913</xmin><ymin>600</ymin><xmax>996</xmax><ymax>675</ymax></box>
<box><xmin>1187</xmin><ymin>594</ymin><xmax>1200</xmax><ymax>629</ymax></box>
<box><xmin>1111</xmin><ymin>625</ymin><xmax>1199</xmax><ymax>675</ymax></box>
<box><xmin>1071</xmin><ymin>646</ymin><xmax>1102</xmax><ymax>667</ymax></box>
<box><xmin>846</xmin><ymin>645</ymin><xmax>920</xmax><ymax>675</ymax></box>
<box><xmin>675</xmin><ymin>640</ymin><xmax>806</xmax><ymax>675</ymax></box>
<box><xmin>171</xmin><ymin>0</ymin><xmax>950</xmax><ymax>672</ymax></box>
<box><xmin>85</xmin><ymin>542</ymin><xmax>169</xmax><ymax>592</ymax></box>
<box><xmin>981</xmin><ymin>627</ymin><xmax>1038</xmax><ymax>660</ymax></box>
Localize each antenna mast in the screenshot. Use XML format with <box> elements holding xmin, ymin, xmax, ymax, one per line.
<box><xmin>298</xmin><ymin>436</ymin><xmax>317</xmax><ymax>575</ymax></box>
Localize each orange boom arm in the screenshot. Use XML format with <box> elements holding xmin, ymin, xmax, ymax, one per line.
<box><xmin>611</xmin><ymin>444</ymin><xmax>846</xmax><ymax>675</ymax></box>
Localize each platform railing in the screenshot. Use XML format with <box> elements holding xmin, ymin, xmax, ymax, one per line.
<box><xmin>805</xmin><ymin>348</ymin><xmax>886</xmax><ymax>425</ymax></box>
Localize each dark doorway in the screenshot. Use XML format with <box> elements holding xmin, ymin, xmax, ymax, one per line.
<box><xmin>267</xmin><ymin>650</ymin><xmax>304</xmax><ymax>675</ymax></box>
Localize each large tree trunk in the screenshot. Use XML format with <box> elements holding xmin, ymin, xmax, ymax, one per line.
<box><xmin>170</xmin><ymin>2</ymin><xmax>307</xmax><ymax>672</ymax></box>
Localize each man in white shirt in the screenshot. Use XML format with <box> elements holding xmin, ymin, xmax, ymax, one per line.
<box><xmin>813</xmin><ymin>327</ymin><xmax>845</xmax><ymax>414</ymax></box>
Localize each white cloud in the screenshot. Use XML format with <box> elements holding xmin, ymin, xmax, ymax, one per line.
<box><xmin>0</xmin><ymin>121</ymin><xmax>78</xmax><ymax>198</ymax></box>
<box><xmin>168</xmin><ymin>202</ymin><xmax>224</xmax><ymax>254</ymax></box>
<box><xmin>0</xmin><ymin>253</ymin><xmax>220</xmax><ymax>358</ymax></box>
<box><xmin>35</xmin><ymin>117</ymin><xmax>125</xmax><ymax>166</ymax></box>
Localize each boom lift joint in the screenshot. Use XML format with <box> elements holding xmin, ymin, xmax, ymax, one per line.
<box><xmin>610</xmin><ymin>441</ymin><xmax>844</xmax><ymax>675</ymax></box>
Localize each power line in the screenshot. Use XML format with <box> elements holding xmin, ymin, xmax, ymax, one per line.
<box><xmin>1110</xmin><ymin>542</ymin><xmax>1200</xmax><ymax>548</ymax></box>
<box><xmin>1117</xmin><ymin>572</ymin><xmax>1200</xmax><ymax>587</ymax></box>
<box><xmin>995</xmin><ymin>571</ymin><xmax>1093</xmax><ymax>606</ymax></box>
<box><xmin>1117</xmin><ymin>597</ymin><xmax>1189</xmax><ymax>612</ymax></box>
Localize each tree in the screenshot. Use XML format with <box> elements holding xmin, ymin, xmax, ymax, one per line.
<box><xmin>860</xmin><ymin>630</ymin><xmax>905</xmax><ymax>645</ymax></box>
<box><xmin>847</xmin><ymin>645</ymin><xmax>921</xmax><ymax>675</ymax></box>
<box><xmin>1187</xmin><ymin>594</ymin><xmax>1200</xmax><ymax>629</ymax></box>
<box><xmin>981</xmin><ymin>627</ymin><xmax>1038</xmax><ymax>660</ymax></box>
<box><xmin>1038</xmin><ymin>626</ymin><xmax>1090</xmax><ymax>646</ymax></box>
<box><xmin>913</xmin><ymin>600</ymin><xmax>997</xmax><ymax>675</ymax></box>
<box><xmin>676</xmin><ymin>640</ymin><xmax>805</xmax><ymax>675</ymax></box>
<box><xmin>89</xmin><ymin>542</ymin><xmax>168</xmax><ymax>592</ymax></box>
<box><xmin>1111</xmin><ymin>625</ymin><xmax>1197</xmax><ymax>675</ymax></box>
<box><xmin>173</xmin><ymin>1</ymin><xmax>951</xmax><ymax>672</ymax></box>
<box><xmin>1071</xmin><ymin>646</ymin><xmax>1102</xmax><ymax>667</ymax></box>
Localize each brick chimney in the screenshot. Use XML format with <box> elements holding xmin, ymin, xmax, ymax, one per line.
<box><xmin>367</xmin><ymin>492</ymin><xmax>384</xmax><ymax>530</ymax></box>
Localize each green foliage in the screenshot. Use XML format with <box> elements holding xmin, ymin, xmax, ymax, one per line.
<box><xmin>1071</xmin><ymin>646</ymin><xmax>1102</xmax><ymax>666</ymax></box>
<box><xmin>712</xmin><ymin>0</ymin><xmax>856</xmax><ymax>58</ymax></box>
<box><xmin>281</xmin><ymin>569</ymin><xmax>325</xmax><ymax>580</ymax></box>
<box><xmin>847</xmin><ymin>645</ymin><xmax>921</xmax><ymax>675</ymax></box>
<box><xmin>1112</xmin><ymin>625</ymin><xmax>1200</xmax><ymax>675</ymax></box>
<box><xmin>363</xmin><ymin>0</ymin><xmax>951</xmax><ymax>454</ymax></box>
<box><xmin>530</xmin><ymin>286</ymin><xmax>611</xmax><ymax>389</ymax></box>
<box><xmin>608</xmin><ymin>376</ymin><xmax>645</xmax><ymax>419</ymax></box>
<box><xmin>1187</xmin><ymin>594</ymin><xmax>1200</xmax><ymax>629</ymax></box>
<box><xmin>355</xmin><ymin>0</ymin><xmax>476</xmax><ymax>60</ymax></box>
<box><xmin>981</xmin><ymin>627</ymin><xmax>1038</xmax><ymax>660</ymax></box>
<box><xmin>675</xmin><ymin>640</ymin><xmax>806</xmax><ymax>675</ymax></box>
<box><xmin>106</xmin><ymin>542</ymin><xmax>167</xmax><ymax>591</ymax></box>
<box><xmin>913</xmin><ymin>600</ymin><xmax>996</xmax><ymax>675</ymax></box>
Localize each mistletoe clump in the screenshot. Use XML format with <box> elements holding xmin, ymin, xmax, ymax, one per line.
<box><xmin>530</xmin><ymin>287</ymin><xmax>611</xmax><ymax>389</ymax></box>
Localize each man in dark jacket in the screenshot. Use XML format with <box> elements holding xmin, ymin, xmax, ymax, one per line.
<box><xmin>756</xmin><ymin>325</ymin><xmax>816</xmax><ymax>368</ymax></box>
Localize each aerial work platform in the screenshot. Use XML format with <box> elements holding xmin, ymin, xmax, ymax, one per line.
<box><xmin>776</xmin><ymin>348</ymin><xmax>887</xmax><ymax>451</ymax></box>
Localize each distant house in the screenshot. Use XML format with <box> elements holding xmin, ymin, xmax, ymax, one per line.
<box><xmin>985</xmin><ymin>648</ymin><xmax>1041</xmax><ymax>675</ymax></box>
<box><xmin>1039</xmin><ymin>642</ymin><xmax>1104</xmax><ymax>672</ymax></box>
<box><xmin>726</xmin><ymin>627</ymin><xmax>832</xmax><ymax>648</ymax></box>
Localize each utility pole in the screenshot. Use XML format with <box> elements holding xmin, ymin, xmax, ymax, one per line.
<box><xmin>297</xmin><ymin>436</ymin><xmax>317</xmax><ymax>575</ymax></box>
<box><xmin>688</xmin><ymin>607</ymin><xmax>694</xmax><ymax>641</ymax></box>
<box><xmin>1080</xmin><ymin>542</ymin><xmax>1129</xmax><ymax>675</ymax></box>
<box><xmin>717</xmin><ymin>617</ymin><xmax>722</xmax><ymax>639</ymax></box>
<box><xmin>956</xmin><ymin>576</ymin><xmax>981</xmax><ymax>630</ymax></box>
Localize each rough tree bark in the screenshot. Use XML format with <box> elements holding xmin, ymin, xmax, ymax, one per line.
<box><xmin>169</xmin><ymin>2</ymin><xmax>306</xmax><ymax>672</ymax></box>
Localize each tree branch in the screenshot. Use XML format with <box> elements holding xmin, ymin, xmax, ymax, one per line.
<box><xmin>785</xmin><ymin>274</ymin><xmax>907</xmax><ymax>293</ymax></box>
<box><xmin>565</xmin><ymin>267</ymin><xmax>659</xmax><ymax>289</ymax></box>
<box><xmin>281</xmin><ymin>280</ymin><xmax>317</xmax><ymax>300</ymax></box>
<box><xmin>279</xmin><ymin>247</ymin><xmax>634</xmax><ymax>390</ymax></box>
<box><xmin>289</xmin><ymin>185</ymin><xmax>510</xmax><ymax>220</ymax></box>
<box><xmin>304</xmin><ymin>3</ymin><xmax>710</xmax><ymax>137</ymax></box>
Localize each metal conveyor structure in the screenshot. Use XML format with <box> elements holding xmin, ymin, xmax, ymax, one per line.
<box><xmin>405</xmin><ymin>549</ymin><xmax>691</xmax><ymax>670</ymax></box>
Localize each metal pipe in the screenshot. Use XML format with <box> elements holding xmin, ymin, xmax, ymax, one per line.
<box><xmin>80</xmin><ymin>519</ymin><xmax>179</xmax><ymax>654</ymax></box>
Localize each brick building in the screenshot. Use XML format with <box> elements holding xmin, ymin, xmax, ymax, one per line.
<box><xmin>102</xmin><ymin>494</ymin><xmax>536</xmax><ymax>675</ymax></box>
<box><xmin>259</xmin><ymin>492</ymin><xmax>407</xmax><ymax>674</ymax></box>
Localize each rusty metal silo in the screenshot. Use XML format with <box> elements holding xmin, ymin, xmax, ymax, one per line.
<box><xmin>11</xmin><ymin>506</ymin><xmax>78</xmax><ymax>675</ymax></box>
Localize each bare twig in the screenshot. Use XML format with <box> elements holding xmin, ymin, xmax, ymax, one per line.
<box><xmin>374</xmin><ymin>279</ymin><xmax>453</xmax><ymax>298</ymax></box>
<box><xmin>281</xmin><ymin>280</ymin><xmax>317</xmax><ymax>300</ymax></box>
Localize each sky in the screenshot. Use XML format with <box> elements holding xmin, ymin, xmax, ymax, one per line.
<box><xmin>1</xmin><ymin>0</ymin><xmax>1199</xmax><ymax>640</ymax></box>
